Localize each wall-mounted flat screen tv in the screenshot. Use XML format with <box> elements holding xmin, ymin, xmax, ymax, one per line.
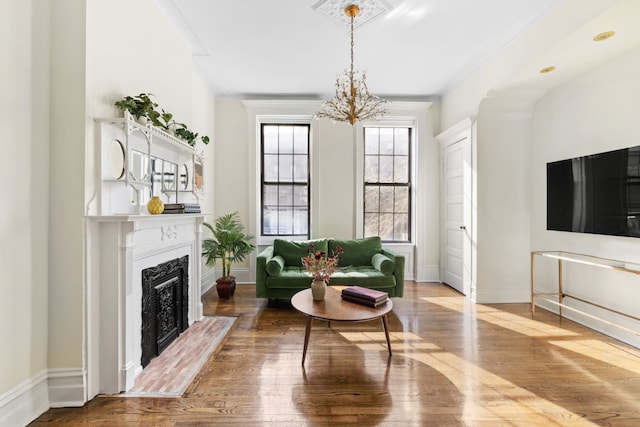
<box><xmin>547</xmin><ymin>145</ymin><xmax>640</xmax><ymax>238</ymax></box>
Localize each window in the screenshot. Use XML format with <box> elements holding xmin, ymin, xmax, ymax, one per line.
<box><xmin>261</xmin><ymin>124</ymin><xmax>310</xmax><ymax>237</ymax></box>
<box><xmin>363</xmin><ymin>127</ymin><xmax>411</xmax><ymax>242</ymax></box>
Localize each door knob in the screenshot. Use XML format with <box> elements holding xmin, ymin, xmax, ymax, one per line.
<box><xmin>459</xmin><ymin>225</ymin><xmax>466</xmax><ymax>230</ymax></box>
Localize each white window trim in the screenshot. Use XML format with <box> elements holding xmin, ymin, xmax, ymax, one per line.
<box><xmin>242</xmin><ymin>100</ymin><xmax>321</xmax><ymax>246</ymax></box>
<box><xmin>355</xmin><ymin>117</ymin><xmax>418</xmax><ymax>244</ymax></box>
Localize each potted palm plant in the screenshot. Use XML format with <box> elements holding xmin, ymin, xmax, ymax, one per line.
<box><xmin>202</xmin><ymin>212</ymin><xmax>256</xmax><ymax>298</ymax></box>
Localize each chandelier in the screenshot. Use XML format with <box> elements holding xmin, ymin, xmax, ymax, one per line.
<box><xmin>315</xmin><ymin>4</ymin><xmax>388</xmax><ymax>125</ymax></box>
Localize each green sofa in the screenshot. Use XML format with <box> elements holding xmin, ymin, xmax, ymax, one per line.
<box><xmin>256</xmin><ymin>236</ymin><xmax>404</xmax><ymax>299</ymax></box>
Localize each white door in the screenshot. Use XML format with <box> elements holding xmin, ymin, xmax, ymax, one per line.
<box><xmin>442</xmin><ymin>137</ymin><xmax>471</xmax><ymax>295</ymax></box>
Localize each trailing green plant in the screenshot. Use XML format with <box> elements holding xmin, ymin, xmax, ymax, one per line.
<box><xmin>175</xmin><ymin>124</ymin><xmax>211</xmax><ymax>146</ymax></box>
<box><xmin>146</xmin><ymin>108</ymin><xmax>160</xmax><ymax>126</ymax></box>
<box><xmin>114</xmin><ymin>93</ymin><xmax>158</xmax><ymax>120</ymax></box>
<box><xmin>114</xmin><ymin>93</ymin><xmax>209</xmax><ymax>145</ymax></box>
<box><xmin>175</xmin><ymin>125</ymin><xmax>197</xmax><ymax>146</ymax></box>
<box><xmin>150</xmin><ymin>109</ymin><xmax>182</xmax><ymax>132</ymax></box>
<box><xmin>202</xmin><ymin>212</ymin><xmax>255</xmax><ymax>278</ymax></box>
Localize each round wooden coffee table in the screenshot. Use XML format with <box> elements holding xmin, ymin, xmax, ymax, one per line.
<box><xmin>291</xmin><ymin>286</ymin><xmax>393</xmax><ymax>365</ymax></box>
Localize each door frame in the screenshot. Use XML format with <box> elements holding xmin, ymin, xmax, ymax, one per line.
<box><xmin>436</xmin><ymin>117</ymin><xmax>476</xmax><ymax>300</ymax></box>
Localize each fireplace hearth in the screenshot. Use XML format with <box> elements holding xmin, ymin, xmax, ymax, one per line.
<box><xmin>141</xmin><ymin>255</ymin><xmax>189</xmax><ymax>367</ymax></box>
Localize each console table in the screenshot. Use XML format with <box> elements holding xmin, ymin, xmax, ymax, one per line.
<box><xmin>530</xmin><ymin>251</ymin><xmax>640</xmax><ymax>336</ymax></box>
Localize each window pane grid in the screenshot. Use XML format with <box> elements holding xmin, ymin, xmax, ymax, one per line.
<box><xmin>261</xmin><ymin>124</ymin><xmax>310</xmax><ymax>237</ymax></box>
<box><xmin>363</xmin><ymin>126</ymin><xmax>411</xmax><ymax>243</ymax></box>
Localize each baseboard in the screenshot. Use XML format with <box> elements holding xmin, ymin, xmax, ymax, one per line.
<box><xmin>416</xmin><ymin>265</ymin><xmax>439</xmax><ymax>283</ymax></box>
<box><xmin>0</xmin><ymin>370</ymin><xmax>49</xmax><ymax>427</ymax></box>
<box><xmin>201</xmin><ymin>269</ymin><xmax>255</xmax><ymax>301</ymax></box>
<box><xmin>201</xmin><ymin>269</ymin><xmax>216</xmax><ymax>295</ymax></box>
<box><xmin>403</xmin><ymin>264</ymin><xmax>415</xmax><ymax>281</ymax></box>
<box><xmin>231</xmin><ymin>269</ymin><xmax>252</xmax><ymax>284</ymax></box>
<box><xmin>47</xmin><ymin>368</ymin><xmax>86</xmax><ymax>408</ymax></box>
<box><xmin>535</xmin><ymin>298</ymin><xmax>640</xmax><ymax>349</ymax></box>
<box><xmin>475</xmin><ymin>284</ymin><xmax>530</xmax><ymax>304</ymax></box>
<box><xmin>202</xmin><ymin>268</ymin><xmax>252</xmax><ymax>286</ymax></box>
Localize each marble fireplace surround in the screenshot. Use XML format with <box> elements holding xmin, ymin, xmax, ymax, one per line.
<box><xmin>86</xmin><ymin>214</ymin><xmax>204</xmax><ymax>396</ymax></box>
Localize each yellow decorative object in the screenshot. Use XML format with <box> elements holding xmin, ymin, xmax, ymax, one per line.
<box><xmin>147</xmin><ymin>196</ymin><xmax>164</xmax><ymax>214</ymax></box>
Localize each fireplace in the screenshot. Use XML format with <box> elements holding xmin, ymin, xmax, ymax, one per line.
<box><xmin>141</xmin><ymin>255</ymin><xmax>189</xmax><ymax>367</ymax></box>
<box><xmin>88</xmin><ymin>214</ymin><xmax>204</xmax><ymax>395</ymax></box>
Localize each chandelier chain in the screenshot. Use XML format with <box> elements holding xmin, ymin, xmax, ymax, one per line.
<box><xmin>350</xmin><ymin>11</ymin><xmax>354</xmax><ymax>77</ymax></box>
<box><xmin>315</xmin><ymin>3</ymin><xmax>388</xmax><ymax>125</ymax></box>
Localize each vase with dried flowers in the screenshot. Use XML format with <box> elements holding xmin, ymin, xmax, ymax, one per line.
<box><xmin>301</xmin><ymin>245</ymin><xmax>344</xmax><ymax>301</ymax></box>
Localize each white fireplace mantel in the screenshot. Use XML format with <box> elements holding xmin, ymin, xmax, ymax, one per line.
<box><xmin>85</xmin><ymin>213</ymin><xmax>205</xmax><ymax>396</ymax></box>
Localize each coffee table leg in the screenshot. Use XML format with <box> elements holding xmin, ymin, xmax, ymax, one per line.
<box><xmin>302</xmin><ymin>315</ymin><xmax>313</xmax><ymax>365</ymax></box>
<box><xmin>381</xmin><ymin>315</ymin><xmax>392</xmax><ymax>357</ymax></box>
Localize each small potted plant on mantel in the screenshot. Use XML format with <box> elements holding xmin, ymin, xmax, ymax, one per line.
<box><xmin>152</xmin><ymin>109</ymin><xmax>181</xmax><ymax>135</ymax></box>
<box><xmin>202</xmin><ymin>212</ymin><xmax>256</xmax><ymax>298</ymax></box>
<box><xmin>114</xmin><ymin>93</ymin><xmax>158</xmax><ymax>124</ymax></box>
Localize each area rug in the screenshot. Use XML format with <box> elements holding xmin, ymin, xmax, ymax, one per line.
<box><xmin>123</xmin><ymin>316</ymin><xmax>237</xmax><ymax>397</ymax></box>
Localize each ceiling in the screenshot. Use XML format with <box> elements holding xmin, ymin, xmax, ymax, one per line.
<box><xmin>155</xmin><ymin>0</ymin><xmax>640</xmax><ymax>100</ymax></box>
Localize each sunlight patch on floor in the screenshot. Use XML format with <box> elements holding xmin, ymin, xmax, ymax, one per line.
<box><xmin>338</xmin><ymin>331</ymin><xmax>422</xmax><ymax>342</ymax></box>
<box><xmin>326</xmin><ymin>311</ymin><xmax>596</xmax><ymax>424</ymax></box>
<box><xmin>402</xmin><ymin>351</ymin><xmax>594</xmax><ymax>426</ymax></box>
<box><xmin>338</xmin><ymin>331</ymin><xmax>436</xmax><ymax>352</ymax></box>
<box><xmin>422</xmin><ymin>296</ymin><xmax>581</xmax><ymax>338</ymax></box>
<box><xmin>549</xmin><ymin>339</ymin><xmax>640</xmax><ymax>375</ymax></box>
<box><xmin>547</xmin><ymin>346</ymin><xmax>640</xmax><ymax>414</ymax></box>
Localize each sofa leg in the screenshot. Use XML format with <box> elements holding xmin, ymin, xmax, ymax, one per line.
<box><xmin>267</xmin><ymin>298</ymin><xmax>290</xmax><ymax>308</ymax></box>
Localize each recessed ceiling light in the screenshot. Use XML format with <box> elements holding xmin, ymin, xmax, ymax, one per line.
<box><xmin>593</xmin><ymin>31</ymin><xmax>615</xmax><ymax>42</ymax></box>
<box><xmin>539</xmin><ymin>66</ymin><xmax>556</xmax><ymax>74</ymax></box>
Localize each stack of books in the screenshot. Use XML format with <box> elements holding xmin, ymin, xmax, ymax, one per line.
<box><xmin>162</xmin><ymin>203</ymin><xmax>201</xmax><ymax>214</ymax></box>
<box><xmin>341</xmin><ymin>286</ymin><xmax>389</xmax><ymax>308</ymax></box>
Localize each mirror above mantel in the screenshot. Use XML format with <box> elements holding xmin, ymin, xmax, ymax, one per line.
<box><xmin>92</xmin><ymin>112</ymin><xmax>206</xmax><ymax>216</ymax></box>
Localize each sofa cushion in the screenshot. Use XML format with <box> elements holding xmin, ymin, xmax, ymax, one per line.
<box><xmin>329</xmin><ymin>267</ymin><xmax>396</xmax><ymax>288</ymax></box>
<box><xmin>372</xmin><ymin>253</ymin><xmax>394</xmax><ymax>275</ymax></box>
<box><xmin>273</xmin><ymin>239</ymin><xmax>328</xmax><ymax>267</ymax></box>
<box><xmin>329</xmin><ymin>236</ymin><xmax>382</xmax><ymax>267</ymax></box>
<box><xmin>264</xmin><ymin>266</ymin><xmax>312</xmax><ymax>288</ymax></box>
<box><xmin>264</xmin><ymin>266</ymin><xmax>396</xmax><ymax>289</ymax></box>
<box><xmin>266</xmin><ymin>255</ymin><xmax>285</xmax><ymax>276</ymax></box>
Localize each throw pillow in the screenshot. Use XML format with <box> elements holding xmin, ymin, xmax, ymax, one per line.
<box><xmin>330</xmin><ymin>236</ymin><xmax>382</xmax><ymax>266</ymax></box>
<box><xmin>372</xmin><ymin>253</ymin><xmax>394</xmax><ymax>275</ymax></box>
<box><xmin>273</xmin><ymin>239</ymin><xmax>329</xmax><ymax>266</ymax></box>
<box><xmin>266</xmin><ymin>255</ymin><xmax>285</xmax><ymax>276</ymax></box>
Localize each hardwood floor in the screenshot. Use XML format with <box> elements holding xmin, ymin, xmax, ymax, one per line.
<box><xmin>31</xmin><ymin>282</ymin><xmax>640</xmax><ymax>426</ymax></box>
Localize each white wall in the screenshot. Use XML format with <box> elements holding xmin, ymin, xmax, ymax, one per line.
<box><xmin>315</xmin><ymin>120</ymin><xmax>357</xmax><ymax>239</ymax></box>
<box><xmin>203</xmin><ymin>98</ymin><xmax>253</xmax><ymax>283</ymax></box>
<box><xmin>191</xmin><ymin>71</ymin><xmax>216</xmax><ymax>216</ymax></box>
<box><xmin>48</xmin><ymin>0</ymin><xmax>87</xmax><ymax>383</ymax></box>
<box><xmin>438</xmin><ymin>0</ymin><xmax>638</xmax><ymax>305</ymax></box>
<box><xmin>440</xmin><ymin>0</ymin><xmax>615</xmax><ymax>129</ymax></box>
<box><xmin>85</xmin><ymin>1</ymin><xmax>194</xmax><ymax>120</ymax></box>
<box><xmin>0</xmin><ymin>0</ymin><xmax>216</xmax><ymax>421</ymax></box>
<box><xmin>0</xmin><ymin>1</ymin><xmax>50</xmax><ymax>423</ymax></box>
<box><xmin>530</xmin><ymin>46</ymin><xmax>640</xmax><ymax>347</ymax></box>
<box><xmin>214</xmin><ymin>99</ymin><xmax>252</xmax><ymax>224</ymax></box>
<box><xmin>438</xmin><ymin>2</ymin><xmax>640</xmax><ymax>344</ymax></box>
<box><xmin>216</xmin><ymin>100</ymin><xmax>438</xmax><ymax>282</ymax></box>
<box><xmin>474</xmin><ymin>96</ymin><xmax>533</xmax><ymax>303</ymax></box>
